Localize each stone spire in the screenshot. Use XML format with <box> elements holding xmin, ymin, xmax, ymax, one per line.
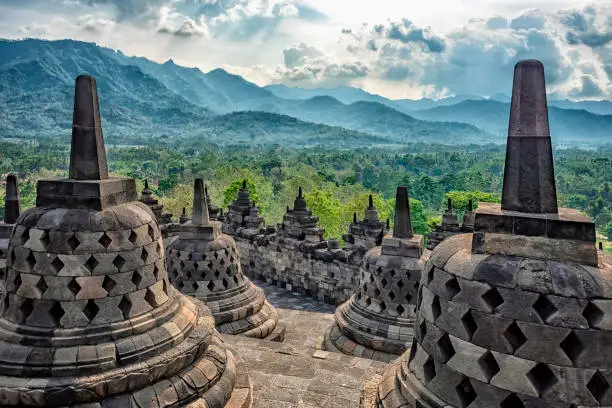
<box><xmin>192</xmin><ymin>178</ymin><xmax>210</xmax><ymax>226</ymax></box>
<box><xmin>446</xmin><ymin>197</ymin><xmax>452</xmax><ymax>212</ymax></box>
<box><xmin>502</xmin><ymin>59</ymin><xmax>558</xmax><ymax>214</ymax></box>
<box><xmin>364</xmin><ymin>194</ymin><xmax>379</xmax><ymax>223</ymax></box>
<box><xmin>4</xmin><ymin>174</ymin><xmax>20</xmax><ymax>225</ymax></box>
<box><xmin>224</xmin><ymin>178</ymin><xmax>263</xmax><ymax>232</ymax></box>
<box><xmin>68</xmin><ymin>75</ymin><xmax>109</xmax><ymax>180</ymax></box>
<box><xmin>393</xmin><ymin>186</ymin><xmax>412</xmax><ymax>239</ymax></box>
<box><xmin>294</xmin><ymin>186</ymin><xmax>308</xmax><ymax>211</ymax></box>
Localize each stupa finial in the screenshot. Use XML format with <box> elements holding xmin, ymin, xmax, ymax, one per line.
<box><xmin>69</xmin><ymin>75</ymin><xmax>109</xmax><ymax>180</ymax></box>
<box><xmin>192</xmin><ymin>178</ymin><xmax>210</xmax><ymax>225</ymax></box>
<box><xmin>393</xmin><ymin>186</ymin><xmax>413</xmax><ymax>239</ymax></box>
<box><xmin>4</xmin><ymin>173</ymin><xmax>20</xmax><ymax>224</ymax></box>
<box><xmin>501</xmin><ymin>59</ymin><xmax>558</xmax><ymax>214</ymax></box>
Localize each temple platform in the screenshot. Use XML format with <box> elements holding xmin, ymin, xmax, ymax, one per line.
<box><xmin>223</xmin><ymin>279</ymin><xmax>387</xmax><ymax>407</ymax></box>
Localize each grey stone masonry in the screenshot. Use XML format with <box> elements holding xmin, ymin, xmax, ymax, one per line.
<box><xmin>0</xmin><ymin>174</ymin><xmax>20</xmax><ymax>277</ymax></box>
<box><xmin>166</xmin><ymin>178</ymin><xmax>283</xmax><ymax>341</ymax></box>
<box><xmin>325</xmin><ymin>186</ymin><xmax>429</xmax><ymax>362</ymax></box>
<box><xmin>139</xmin><ymin>179</ymin><xmax>179</xmax><ymax>239</ymax></box>
<box><xmin>0</xmin><ymin>76</ymin><xmax>252</xmax><ymax>407</ymax></box>
<box><xmin>462</xmin><ymin>200</ymin><xmax>475</xmax><ymax>232</ymax></box>
<box><xmin>366</xmin><ymin>59</ymin><xmax>612</xmax><ymax>408</ymax></box>
<box><xmin>276</xmin><ymin>187</ymin><xmax>326</xmax><ymax>251</ymax></box>
<box><xmin>225</xmin><ymin>180</ymin><xmax>264</xmax><ymax>233</ymax></box>
<box><xmin>427</xmin><ymin>198</ymin><xmax>461</xmax><ymax>250</ymax></box>
<box><xmin>343</xmin><ymin>195</ymin><xmax>388</xmax><ymax>264</ymax></box>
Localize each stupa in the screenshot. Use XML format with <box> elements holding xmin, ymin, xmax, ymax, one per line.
<box><xmin>0</xmin><ymin>75</ymin><xmax>252</xmax><ymax>407</ymax></box>
<box><xmin>166</xmin><ymin>179</ymin><xmax>283</xmax><ymax>341</ymax></box>
<box><xmin>461</xmin><ymin>199</ymin><xmax>476</xmax><ymax>232</ymax></box>
<box><xmin>206</xmin><ymin>186</ymin><xmax>221</xmax><ymax>221</ymax></box>
<box><xmin>0</xmin><ymin>174</ymin><xmax>20</xmax><ymax>276</ymax></box>
<box><xmin>276</xmin><ymin>187</ymin><xmax>326</xmax><ymax>251</ymax></box>
<box><xmin>223</xmin><ymin>181</ymin><xmax>264</xmax><ymax>236</ymax></box>
<box><xmin>427</xmin><ymin>198</ymin><xmax>461</xmax><ymax>250</ymax></box>
<box><xmin>325</xmin><ymin>187</ymin><xmax>426</xmax><ymax>362</ymax></box>
<box><xmin>367</xmin><ymin>60</ymin><xmax>611</xmax><ymax>408</ymax></box>
<box><xmin>343</xmin><ymin>195</ymin><xmax>387</xmax><ymax>261</ymax></box>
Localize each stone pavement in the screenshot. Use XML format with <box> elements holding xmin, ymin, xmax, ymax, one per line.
<box><xmin>223</xmin><ymin>279</ymin><xmax>387</xmax><ymax>407</ymax></box>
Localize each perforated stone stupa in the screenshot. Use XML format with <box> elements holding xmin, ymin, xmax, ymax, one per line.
<box><xmin>366</xmin><ymin>59</ymin><xmax>611</xmax><ymax>408</ymax></box>
<box><xmin>223</xmin><ymin>181</ymin><xmax>264</xmax><ymax>237</ymax></box>
<box><xmin>325</xmin><ymin>186</ymin><xmax>427</xmax><ymax>363</ymax></box>
<box><xmin>166</xmin><ymin>179</ymin><xmax>283</xmax><ymax>341</ymax></box>
<box><xmin>0</xmin><ymin>75</ymin><xmax>252</xmax><ymax>407</ymax></box>
<box><xmin>343</xmin><ymin>195</ymin><xmax>388</xmax><ymax>262</ymax></box>
<box><xmin>0</xmin><ymin>174</ymin><xmax>20</xmax><ymax>276</ymax></box>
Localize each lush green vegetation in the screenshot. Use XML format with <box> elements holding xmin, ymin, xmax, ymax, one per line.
<box><xmin>2</xmin><ymin>139</ymin><xmax>611</xmax><ymax>251</ymax></box>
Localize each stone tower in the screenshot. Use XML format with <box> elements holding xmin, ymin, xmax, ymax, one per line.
<box><xmin>427</xmin><ymin>198</ymin><xmax>461</xmax><ymax>250</ymax></box>
<box><xmin>224</xmin><ymin>180</ymin><xmax>264</xmax><ymax>235</ymax></box>
<box><xmin>325</xmin><ymin>186</ymin><xmax>427</xmax><ymax>362</ymax></box>
<box><xmin>166</xmin><ymin>178</ymin><xmax>283</xmax><ymax>340</ymax></box>
<box><xmin>0</xmin><ymin>76</ymin><xmax>252</xmax><ymax>407</ymax></box>
<box><xmin>0</xmin><ymin>174</ymin><xmax>20</xmax><ymax>274</ymax></box>
<box><xmin>366</xmin><ymin>60</ymin><xmax>611</xmax><ymax>408</ymax></box>
<box><xmin>277</xmin><ymin>187</ymin><xmax>326</xmax><ymax>251</ymax></box>
<box><xmin>461</xmin><ymin>199</ymin><xmax>475</xmax><ymax>232</ymax></box>
<box><xmin>343</xmin><ymin>195</ymin><xmax>387</xmax><ymax>259</ymax></box>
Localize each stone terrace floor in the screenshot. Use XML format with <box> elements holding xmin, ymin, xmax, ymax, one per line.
<box><xmin>222</xmin><ymin>279</ymin><xmax>387</xmax><ymax>408</ymax></box>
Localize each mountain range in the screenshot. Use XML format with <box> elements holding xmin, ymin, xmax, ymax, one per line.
<box><xmin>0</xmin><ymin>38</ymin><xmax>610</xmax><ymax>147</ymax></box>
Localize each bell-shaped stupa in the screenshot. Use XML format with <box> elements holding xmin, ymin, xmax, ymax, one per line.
<box><xmin>0</xmin><ymin>174</ymin><xmax>20</xmax><ymax>276</ymax></box>
<box><xmin>166</xmin><ymin>178</ymin><xmax>283</xmax><ymax>341</ymax></box>
<box><xmin>0</xmin><ymin>76</ymin><xmax>252</xmax><ymax>407</ymax></box>
<box><xmin>366</xmin><ymin>60</ymin><xmax>610</xmax><ymax>408</ymax></box>
<box><xmin>325</xmin><ymin>187</ymin><xmax>427</xmax><ymax>362</ymax></box>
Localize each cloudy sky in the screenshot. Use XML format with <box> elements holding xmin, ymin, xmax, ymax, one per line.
<box><xmin>0</xmin><ymin>0</ymin><xmax>610</xmax><ymax>99</ymax></box>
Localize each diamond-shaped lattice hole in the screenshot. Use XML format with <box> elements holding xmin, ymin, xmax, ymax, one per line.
<box><xmin>365</xmin><ymin>297</ymin><xmax>372</xmax><ymax>307</ymax></box>
<box><xmin>35</xmin><ymin>277</ymin><xmax>48</xmax><ymax>295</ymax></box>
<box><xmin>397</xmin><ymin>280</ymin><xmax>404</xmax><ymax>289</ymax></box>
<box><xmin>560</xmin><ymin>331</ymin><xmax>585</xmax><ymax>365</ymax></box>
<box><xmin>379</xmin><ymin>301</ymin><xmax>387</xmax><ymax>313</ymax></box>
<box><xmin>39</xmin><ymin>230</ymin><xmax>50</xmax><ymax>248</ymax></box>
<box><xmin>220</xmin><ymin>258</ymin><xmax>225</xmax><ymax>266</ymax></box>
<box><xmin>21</xmin><ymin>228</ymin><xmax>30</xmax><ymax>242</ymax></box>
<box><xmin>478</xmin><ymin>351</ymin><xmax>500</xmax><ymax>381</ymax></box>
<box><xmin>583</xmin><ymin>302</ymin><xmax>604</xmax><ymax>327</ymax></box>
<box><xmin>418</xmin><ymin>320</ymin><xmax>427</xmax><ymax>340</ymax></box>
<box><xmin>67</xmin><ymin>278</ymin><xmax>81</xmax><ymax>296</ymax></box>
<box><xmin>503</xmin><ymin>321</ymin><xmax>527</xmax><ymax>353</ymax></box>
<box><xmin>376</xmin><ymin>267</ymin><xmax>382</xmax><ymax>274</ymax></box>
<box><xmin>207</xmin><ymin>281</ymin><xmax>215</xmax><ymax>291</ymax></box>
<box><xmin>445</xmin><ymin>278</ymin><xmax>461</xmax><ymax>299</ymax></box>
<box><xmin>178</xmin><ymin>281</ymin><xmax>185</xmax><ymax>290</ymax></box>
<box><xmin>113</xmin><ymin>255</ymin><xmax>126</xmax><ymax>271</ymax></box>
<box><xmin>208</xmin><ymin>262</ymin><xmax>213</xmax><ymax>269</ymax></box>
<box><xmin>83</xmin><ymin>300</ymin><xmax>100</xmax><ymax>321</ymax></box>
<box><xmin>500</xmin><ymin>394</ymin><xmax>525</xmax><ymax>408</ymax></box>
<box><xmin>527</xmin><ymin>363</ymin><xmax>558</xmax><ymax>396</ymax></box>
<box><xmin>533</xmin><ymin>295</ymin><xmax>558</xmax><ymax>323</ymax></box>
<box><xmin>148</xmin><ymin>225</ymin><xmax>155</xmax><ymax>242</ymax></box>
<box><xmin>406</xmin><ymin>271</ymin><xmax>412</xmax><ymax>280</ymax></box>
<box><xmin>20</xmin><ymin>298</ymin><xmax>34</xmax><ymax>323</ymax></box>
<box><xmin>153</xmin><ymin>265</ymin><xmax>159</xmax><ymax>280</ymax></box>
<box><xmin>587</xmin><ymin>371</ymin><xmax>610</xmax><ymax>404</ymax></box>
<box><xmin>423</xmin><ymin>357</ymin><xmax>436</xmax><ymax>384</ymax></box>
<box><xmin>426</xmin><ymin>267</ymin><xmax>435</xmax><ymax>284</ymax></box>
<box><xmin>214</xmin><ymin>251</ymin><xmax>219</xmax><ymax>259</ymax></box>
<box><xmin>214</xmin><ymin>270</ymin><xmax>221</xmax><ymax>279</ymax></box>
<box><xmin>26</xmin><ymin>252</ymin><xmax>36</xmax><ymax>270</ymax></box>
<box><xmin>132</xmin><ymin>272</ymin><xmax>142</xmax><ymax>288</ymax></box>
<box><xmin>145</xmin><ymin>288</ymin><xmax>159</xmax><ymax>308</ymax></box>
<box><xmin>98</xmin><ymin>233</ymin><xmax>112</xmax><ymax>249</ymax></box>
<box><xmin>222</xmin><ymin>278</ymin><xmax>229</xmax><ymax>289</ymax></box>
<box><xmin>437</xmin><ymin>333</ymin><xmax>456</xmax><ymax>362</ymax></box>
<box><xmin>84</xmin><ymin>255</ymin><xmax>98</xmax><ymax>273</ymax></box>
<box><xmin>482</xmin><ymin>286</ymin><xmax>504</xmax><ymax>310</ymax></box>
<box><xmin>456</xmin><ymin>377</ymin><xmax>477</xmax><ymax>408</ymax></box>
<box><xmin>67</xmin><ymin>234</ymin><xmax>80</xmax><ymax>251</ymax></box>
<box><xmin>431</xmin><ymin>295</ymin><xmax>441</xmax><ymax>320</ymax></box>
<box><xmin>389</xmin><ymin>291</ymin><xmax>396</xmax><ymax>301</ymax></box>
<box><xmin>128</xmin><ymin>230</ymin><xmax>138</xmax><ymax>245</ymax></box>
<box><xmin>381</xmin><ymin>278</ymin><xmax>388</xmax><ymax>288</ymax></box>
<box><xmin>374</xmin><ymin>288</ymin><xmax>381</xmax><ymax>297</ymax></box>
<box><xmin>396</xmin><ymin>304</ymin><xmax>405</xmax><ymax>315</ymax></box>
<box><xmin>186</xmin><ymin>270</ymin><xmax>192</xmax><ymax>280</ymax></box>
<box><xmin>405</xmin><ymin>293</ymin><xmax>412</xmax><ymax>303</ymax></box>
<box><xmin>141</xmin><ymin>248</ymin><xmax>148</xmax><ymax>263</ymax></box>
<box><xmin>192</xmin><ymin>282</ymin><xmax>199</xmax><ymax>291</ymax></box>
<box><xmin>49</xmin><ymin>301</ymin><xmax>64</xmax><ymax>325</ymax></box>
<box><xmin>51</xmin><ymin>257</ymin><xmax>64</xmax><ymax>273</ymax></box>
<box><xmin>102</xmin><ymin>276</ymin><xmax>116</xmax><ymax>294</ymax></box>
<box><xmin>389</xmin><ymin>269</ymin><xmax>396</xmax><ymax>278</ymax></box>
<box><xmin>14</xmin><ymin>274</ymin><xmax>22</xmax><ymax>291</ymax></box>
<box><xmin>461</xmin><ymin>311</ymin><xmax>478</xmax><ymax>339</ymax></box>
<box><xmin>118</xmin><ymin>296</ymin><xmax>132</xmax><ymax>319</ymax></box>
<box><xmin>234</xmin><ymin>276</ymin><xmax>239</xmax><ymax>285</ymax></box>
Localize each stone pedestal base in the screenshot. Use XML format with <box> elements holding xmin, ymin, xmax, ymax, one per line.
<box><xmin>323</xmin><ymin>298</ymin><xmax>414</xmax><ymax>363</ymax></box>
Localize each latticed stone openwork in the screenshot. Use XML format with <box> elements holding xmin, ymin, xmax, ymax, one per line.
<box><xmin>364</xmin><ymin>60</ymin><xmax>612</xmax><ymax>408</ymax></box>
<box><xmin>0</xmin><ymin>75</ymin><xmax>252</xmax><ymax>407</ymax></box>
<box><xmin>325</xmin><ymin>187</ymin><xmax>427</xmax><ymax>362</ymax></box>
<box><xmin>167</xmin><ymin>179</ymin><xmax>282</xmax><ymax>340</ymax></box>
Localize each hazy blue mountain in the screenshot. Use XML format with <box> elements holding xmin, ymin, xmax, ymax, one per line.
<box><xmin>411</xmin><ymin>100</ymin><xmax>612</xmax><ymax>144</ymax></box>
<box><xmin>549</xmin><ymin>100</ymin><xmax>612</xmax><ymax>116</ymax></box>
